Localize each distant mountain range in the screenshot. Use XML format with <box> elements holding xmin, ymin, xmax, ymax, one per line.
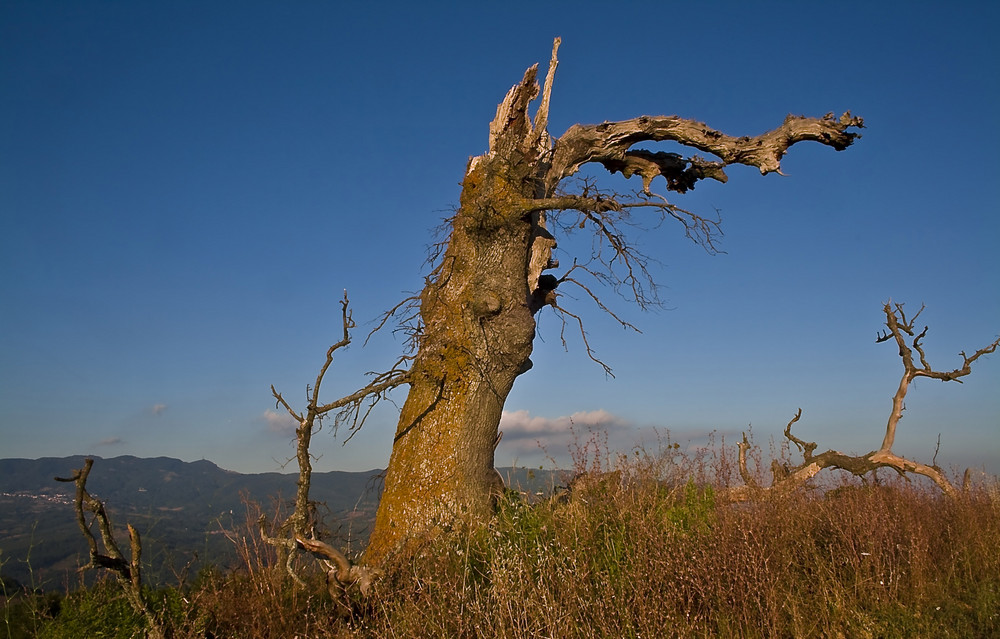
<box><xmin>0</xmin><ymin>456</ymin><xmax>559</xmax><ymax>590</ymax></box>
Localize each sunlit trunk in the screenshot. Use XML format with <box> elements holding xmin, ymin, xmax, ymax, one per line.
<box><xmin>364</xmin><ymin>160</ymin><xmax>543</xmax><ymax>563</ymax></box>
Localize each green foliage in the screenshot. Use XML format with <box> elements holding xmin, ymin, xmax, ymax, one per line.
<box><xmin>662</xmin><ymin>478</ymin><xmax>715</xmax><ymax>533</ymax></box>
<box><xmin>32</xmin><ymin>582</ymin><xmax>145</xmax><ymax>639</ymax></box>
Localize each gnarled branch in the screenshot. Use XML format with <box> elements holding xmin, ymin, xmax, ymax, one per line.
<box><xmin>546</xmin><ymin>111</ymin><xmax>864</xmax><ymax>194</ymax></box>
<box><xmin>489</xmin><ymin>40</ymin><xmax>862</xmax><ymax>376</ymax></box>
<box><xmin>296</xmin><ymin>536</ymin><xmax>377</xmax><ymax>598</ymax></box>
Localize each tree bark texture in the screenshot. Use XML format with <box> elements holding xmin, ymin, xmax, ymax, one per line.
<box><xmin>366</xmin><ymin>65</ymin><xmax>551</xmax><ymax>563</ymax></box>
<box><xmin>364</xmin><ymin>41</ymin><xmax>863</xmax><ymax>564</ymax></box>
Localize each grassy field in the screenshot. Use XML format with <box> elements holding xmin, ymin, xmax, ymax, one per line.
<box><xmin>5</xmin><ymin>437</ymin><xmax>999</xmax><ymax>638</ymax></box>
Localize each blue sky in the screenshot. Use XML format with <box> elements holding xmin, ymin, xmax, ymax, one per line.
<box><xmin>2</xmin><ymin>1</ymin><xmax>998</xmax><ymax>478</ymax></box>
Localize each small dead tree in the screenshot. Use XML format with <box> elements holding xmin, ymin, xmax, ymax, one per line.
<box><xmin>55</xmin><ymin>458</ymin><xmax>166</xmax><ymax>639</ymax></box>
<box><xmin>263</xmin><ymin>291</ymin><xmax>402</xmax><ymax>593</ymax></box>
<box><xmin>733</xmin><ymin>302</ymin><xmax>999</xmax><ymax>499</ymax></box>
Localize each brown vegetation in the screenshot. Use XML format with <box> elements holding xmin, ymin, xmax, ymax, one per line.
<box><xmin>21</xmin><ymin>440</ymin><xmax>998</xmax><ymax>638</ymax></box>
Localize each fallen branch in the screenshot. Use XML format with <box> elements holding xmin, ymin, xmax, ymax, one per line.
<box><xmin>295</xmin><ymin>536</ymin><xmax>377</xmax><ymax>598</ymax></box>
<box><xmin>731</xmin><ymin>302</ymin><xmax>998</xmax><ymax>500</ymax></box>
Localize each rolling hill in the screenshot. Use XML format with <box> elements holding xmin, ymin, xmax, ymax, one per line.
<box><xmin>0</xmin><ymin>456</ymin><xmax>559</xmax><ymax>590</ymax></box>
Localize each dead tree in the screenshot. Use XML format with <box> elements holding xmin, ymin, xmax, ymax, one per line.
<box><xmin>55</xmin><ymin>458</ymin><xmax>167</xmax><ymax>639</ymax></box>
<box><xmin>264</xmin><ymin>291</ymin><xmax>402</xmax><ymax>591</ymax></box>
<box><xmin>733</xmin><ymin>302</ymin><xmax>999</xmax><ymax>499</ymax></box>
<box><xmin>306</xmin><ymin>38</ymin><xmax>862</xmax><ymax>564</ymax></box>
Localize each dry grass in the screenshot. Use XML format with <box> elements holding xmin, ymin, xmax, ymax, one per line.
<box><xmin>21</xmin><ymin>437</ymin><xmax>1000</xmax><ymax>638</ymax></box>
<box><xmin>357</xmin><ymin>463</ymin><xmax>999</xmax><ymax>638</ymax></box>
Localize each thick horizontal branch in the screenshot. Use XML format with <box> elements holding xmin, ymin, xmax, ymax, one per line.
<box><xmin>546</xmin><ymin>111</ymin><xmax>863</xmax><ymax>193</ymax></box>
<box><xmin>525</xmin><ymin>195</ymin><xmax>623</xmax><ymax>214</ymax></box>
<box><xmin>526</xmin><ymin>195</ymin><xmax>722</xmax><ymax>253</ymax></box>
<box><xmin>732</xmin><ymin>417</ymin><xmax>959</xmax><ymax>501</ymax></box>
<box><xmin>526</xmin><ymin>195</ymin><xmax>721</xmax><ymax>215</ymax></box>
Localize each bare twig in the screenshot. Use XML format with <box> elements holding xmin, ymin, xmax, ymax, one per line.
<box><xmin>549</xmin><ymin>301</ymin><xmax>614</xmax><ymax>377</ymax></box>
<box><xmin>264</xmin><ymin>292</ymin><xmax>395</xmax><ymax>594</ymax></box>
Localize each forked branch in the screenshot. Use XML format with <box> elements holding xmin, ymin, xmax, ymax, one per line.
<box><xmin>877</xmin><ymin>301</ymin><xmax>998</xmax><ymax>452</ymax></box>
<box><xmin>732</xmin><ymin>302</ymin><xmax>998</xmax><ymax>500</ymax></box>
<box><xmin>269</xmin><ymin>292</ymin><xmax>409</xmax><ymax>537</ymax></box>
<box><xmin>55</xmin><ymin>459</ymin><xmax>165</xmax><ymax>639</ymax></box>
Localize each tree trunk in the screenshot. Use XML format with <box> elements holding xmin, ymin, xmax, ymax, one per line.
<box><xmin>365</xmin><ymin>80</ymin><xmax>549</xmax><ymax>561</ymax></box>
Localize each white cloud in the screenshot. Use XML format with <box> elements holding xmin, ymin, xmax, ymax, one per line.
<box><xmin>501</xmin><ymin>408</ymin><xmax>629</xmax><ymax>439</ymax></box>
<box><xmin>498</xmin><ymin>409</ymin><xmax>631</xmax><ymax>456</ymax></box>
<box><xmin>495</xmin><ymin>410</ymin><xmax>732</xmax><ymax>469</ymax></box>
<box><xmin>97</xmin><ymin>437</ymin><xmax>123</xmax><ymax>446</ymax></box>
<box><xmin>151</xmin><ymin>403</ymin><xmax>168</xmax><ymax>416</ymax></box>
<box><xmin>262</xmin><ymin>409</ymin><xmax>299</xmax><ymax>436</ymax></box>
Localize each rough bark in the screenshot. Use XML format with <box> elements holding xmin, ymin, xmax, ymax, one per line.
<box><xmin>362</xmin><ymin>39</ymin><xmax>863</xmax><ymax>564</ymax></box>
<box><xmin>366</xmin><ymin>65</ymin><xmax>547</xmax><ymax>562</ymax></box>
